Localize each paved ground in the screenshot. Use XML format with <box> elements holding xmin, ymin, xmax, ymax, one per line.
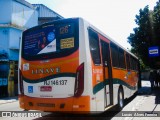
<box><xmin>0</xmin><ymin>96</ymin><xmax>18</xmax><ymax>105</ymax></box>
<box><xmin>112</xmin><ymin>80</ymin><xmax>160</xmax><ymax>120</ymax></box>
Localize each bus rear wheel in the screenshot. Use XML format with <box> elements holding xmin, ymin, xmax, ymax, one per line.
<box><xmin>118</xmin><ymin>87</ymin><xmax>124</xmax><ymax>110</ymax></box>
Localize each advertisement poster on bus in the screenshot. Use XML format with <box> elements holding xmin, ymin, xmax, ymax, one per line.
<box><xmin>24</xmin><ymin>25</ymin><xmax>56</xmax><ymax>56</ymax></box>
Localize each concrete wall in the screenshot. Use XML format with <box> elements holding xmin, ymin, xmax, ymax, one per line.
<box><xmin>9</xmin><ymin>49</ymin><xmax>19</xmax><ymax>60</ymax></box>
<box><xmin>12</xmin><ymin>0</ymin><xmax>38</xmax><ymax>28</ymax></box>
<box><xmin>0</xmin><ymin>0</ymin><xmax>12</xmax><ymax>24</ymax></box>
<box><xmin>0</xmin><ymin>0</ymin><xmax>38</xmax><ymax>28</ymax></box>
<box><xmin>0</xmin><ymin>28</ymin><xmax>9</xmax><ymax>54</ymax></box>
<box><xmin>8</xmin><ymin>28</ymin><xmax>21</xmax><ymax>60</ymax></box>
<box><xmin>0</xmin><ymin>27</ymin><xmax>20</xmax><ymax>60</ymax></box>
<box><xmin>9</xmin><ymin>28</ymin><xmax>21</xmax><ymax>49</ymax></box>
<box><xmin>0</xmin><ymin>0</ymin><xmax>38</xmax><ymax>61</ymax></box>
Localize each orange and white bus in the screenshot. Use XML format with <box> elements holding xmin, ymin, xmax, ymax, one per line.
<box><xmin>18</xmin><ymin>18</ymin><xmax>139</xmax><ymax>113</ymax></box>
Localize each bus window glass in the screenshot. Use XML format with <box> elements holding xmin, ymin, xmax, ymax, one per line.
<box><xmin>131</xmin><ymin>57</ymin><xmax>137</xmax><ymax>70</ymax></box>
<box><xmin>88</xmin><ymin>29</ymin><xmax>101</xmax><ymax>65</ymax></box>
<box><xmin>130</xmin><ymin>57</ymin><xmax>134</xmax><ymax>70</ymax></box>
<box><xmin>111</xmin><ymin>43</ymin><xmax>119</xmax><ymax>67</ymax></box>
<box><xmin>135</xmin><ymin>60</ymin><xmax>138</xmax><ymax>70</ymax></box>
<box><xmin>126</xmin><ymin>54</ymin><xmax>130</xmax><ymax>70</ymax></box>
<box><xmin>119</xmin><ymin>48</ymin><xmax>126</xmax><ymax>69</ymax></box>
<box><xmin>22</xmin><ymin>22</ymin><xmax>78</xmax><ymax>60</ymax></box>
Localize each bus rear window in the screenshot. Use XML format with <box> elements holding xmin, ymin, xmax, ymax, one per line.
<box><xmin>22</xmin><ymin>21</ymin><xmax>79</xmax><ymax>60</ymax></box>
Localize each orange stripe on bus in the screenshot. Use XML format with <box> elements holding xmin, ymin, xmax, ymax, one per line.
<box><xmin>21</xmin><ymin>50</ymin><xmax>79</xmax><ymax>80</ymax></box>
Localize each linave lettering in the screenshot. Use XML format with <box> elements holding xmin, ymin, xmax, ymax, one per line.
<box><xmin>32</xmin><ymin>68</ymin><xmax>54</xmax><ymax>74</ymax></box>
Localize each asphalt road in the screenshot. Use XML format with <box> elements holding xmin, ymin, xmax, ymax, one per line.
<box><xmin>0</xmin><ymin>101</ymin><xmax>118</xmax><ymax>120</ymax></box>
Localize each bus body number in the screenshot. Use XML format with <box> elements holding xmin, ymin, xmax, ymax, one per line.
<box><xmin>60</xmin><ymin>26</ymin><xmax>69</xmax><ymax>34</ymax></box>
<box><xmin>44</xmin><ymin>80</ymin><xmax>67</xmax><ymax>86</ymax></box>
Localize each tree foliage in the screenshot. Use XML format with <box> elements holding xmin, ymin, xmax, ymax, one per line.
<box><xmin>128</xmin><ymin>1</ymin><xmax>160</xmax><ymax>69</ymax></box>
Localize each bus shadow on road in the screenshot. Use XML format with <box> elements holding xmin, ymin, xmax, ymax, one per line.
<box><xmin>33</xmin><ymin>107</ymin><xmax>121</xmax><ymax>120</ymax></box>
<box><xmin>33</xmin><ymin>110</ymin><xmax>121</xmax><ymax>120</ymax></box>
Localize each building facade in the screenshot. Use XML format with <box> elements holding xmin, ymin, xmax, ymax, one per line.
<box><xmin>0</xmin><ymin>0</ymin><xmax>63</xmax><ymax>97</ymax></box>
<box><xmin>33</xmin><ymin>4</ymin><xmax>63</xmax><ymax>25</ymax></box>
<box><xmin>0</xmin><ymin>0</ymin><xmax>38</xmax><ymax>60</ymax></box>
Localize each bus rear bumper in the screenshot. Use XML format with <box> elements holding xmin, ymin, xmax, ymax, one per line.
<box><xmin>18</xmin><ymin>94</ymin><xmax>90</xmax><ymax>113</ymax></box>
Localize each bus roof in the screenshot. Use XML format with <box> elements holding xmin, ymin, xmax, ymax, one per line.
<box><xmin>78</xmin><ymin>17</ymin><xmax>138</xmax><ymax>60</ymax></box>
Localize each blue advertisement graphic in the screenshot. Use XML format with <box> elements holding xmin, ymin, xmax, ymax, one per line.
<box><xmin>47</xmin><ymin>32</ymin><xmax>55</xmax><ymax>42</ymax></box>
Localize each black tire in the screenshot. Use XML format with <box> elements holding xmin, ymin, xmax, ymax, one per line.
<box><xmin>118</xmin><ymin>87</ymin><xmax>124</xmax><ymax>110</ymax></box>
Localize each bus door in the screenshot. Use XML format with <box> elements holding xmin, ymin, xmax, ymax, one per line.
<box><xmin>100</xmin><ymin>39</ymin><xmax>113</xmax><ymax>107</ymax></box>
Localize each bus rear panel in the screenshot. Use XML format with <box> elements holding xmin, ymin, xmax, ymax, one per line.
<box><xmin>19</xmin><ymin>18</ymin><xmax>90</xmax><ymax>112</ymax></box>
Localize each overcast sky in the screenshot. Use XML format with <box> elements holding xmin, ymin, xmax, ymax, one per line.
<box><xmin>26</xmin><ymin>0</ymin><xmax>158</xmax><ymax>49</ymax></box>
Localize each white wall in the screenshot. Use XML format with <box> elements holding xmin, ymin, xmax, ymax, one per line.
<box><xmin>0</xmin><ymin>28</ymin><xmax>9</xmax><ymax>53</ymax></box>
<box><xmin>12</xmin><ymin>1</ymin><xmax>38</xmax><ymax>29</ymax></box>
<box><xmin>9</xmin><ymin>28</ymin><xmax>21</xmax><ymax>49</ymax></box>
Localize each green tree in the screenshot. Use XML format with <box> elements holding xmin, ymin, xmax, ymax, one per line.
<box><xmin>128</xmin><ymin>5</ymin><xmax>157</xmax><ymax>69</ymax></box>
<box><xmin>153</xmin><ymin>1</ymin><xmax>160</xmax><ymax>45</ymax></box>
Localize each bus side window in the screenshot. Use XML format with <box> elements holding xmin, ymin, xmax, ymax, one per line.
<box><xmin>111</xmin><ymin>43</ymin><xmax>119</xmax><ymax>67</ymax></box>
<box><xmin>130</xmin><ymin>57</ymin><xmax>137</xmax><ymax>71</ymax></box>
<box><xmin>130</xmin><ymin>57</ymin><xmax>134</xmax><ymax>70</ymax></box>
<box><xmin>88</xmin><ymin>29</ymin><xmax>101</xmax><ymax>65</ymax></box>
<box><xmin>118</xmin><ymin>48</ymin><xmax>126</xmax><ymax>69</ymax></box>
<box><xmin>126</xmin><ymin>54</ymin><xmax>130</xmax><ymax>70</ymax></box>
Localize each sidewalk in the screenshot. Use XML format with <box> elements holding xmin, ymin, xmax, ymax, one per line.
<box><xmin>131</xmin><ymin>81</ymin><xmax>160</xmax><ymax>120</ymax></box>
<box><xmin>137</xmin><ymin>85</ymin><xmax>160</xmax><ymax>112</ymax></box>
<box><xmin>112</xmin><ymin>80</ymin><xmax>160</xmax><ymax>120</ymax></box>
<box><xmin>0</xmin><ymin>96</ymin><xmax>18</xmax><ymax>105</ymax></box>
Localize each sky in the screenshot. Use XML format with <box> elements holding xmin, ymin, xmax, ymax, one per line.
<box><xmin>26</xmin><ymin>0</ymin><xmax>158</xmax><ymax>49</ymax></box>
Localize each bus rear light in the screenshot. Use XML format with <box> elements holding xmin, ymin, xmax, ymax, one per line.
<box><xmin>19</xmin><ymin>69</ymin><xmax>24</xmax><ymax>95</ymax></box>
<box><xmin>73</xmin><ymin>105</ymin><xmax>79</xmax><ymax>108</ymax></box>
<box><xmin>74</xmin><ymin>63</ymin><xmax>84</xmax><ymax>97</ymax></box>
